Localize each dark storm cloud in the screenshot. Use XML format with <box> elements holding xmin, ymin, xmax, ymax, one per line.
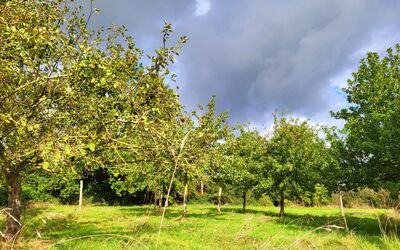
<box><xmin>176</xmin><ymin>0</ymin><xmax>400</xmax><ymax>124</ymax></box>
<box><xmin>86</xmin><ymin>0</ymin><xmax>400</xmax><ymax>126</ymax></box>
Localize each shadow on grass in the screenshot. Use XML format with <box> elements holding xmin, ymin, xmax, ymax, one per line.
<box><xmin>118</xmin><ymin>205</ymin><xmax>228</xmax><ymax>221</ymax></box>
<box><xmin>18</xmin><ymin>207</ymin><xmax>158</xmax><ymax>249</ymax></box>
<box><xmin>210</xmin><ymin>206</ymin><xmax>399</xmax><ymax>247</ymax></box>
<box><xmin>20</xmin><ymin>205</ymin><xmax>226</xmax><ymax>246</ymax></box>
<box><xmin>19</xmin><ymin>205</ymin><xmax>399</xmax><ymax>249</ymax></box>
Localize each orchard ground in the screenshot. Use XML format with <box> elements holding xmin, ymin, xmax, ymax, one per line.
<box><xmin>1</xmin><ymin>204</ymin><xmax>399</xmax><ymax>249</ymax></box>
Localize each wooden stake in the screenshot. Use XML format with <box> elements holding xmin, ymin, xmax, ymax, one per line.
<box><xmin>200</xmin><ymin>182</ymin><xmax>204</xmax><ymax>196</ymax></box>
<box><xmin>217</xmin><ymin>187</ymin><xmax>222</xmax><ymax>213</ymax></box>
<box><xmin>79</xmin><ymin>180</ymin><xmax>83</xmax><ymax>210</ymax></box>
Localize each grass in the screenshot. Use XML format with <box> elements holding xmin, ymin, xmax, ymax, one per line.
<box><xmin>1</xmin><ymin>203</ymin><xmax>399</xmax><ymax>249</ymax></box>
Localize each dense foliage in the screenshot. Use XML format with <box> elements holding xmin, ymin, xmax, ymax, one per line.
<box><xmin>0</xmin><ymin>0</ymin><xmax>189</xmax><ymax>240</ymax></box>
<box><xmin>332</xmin><ymin>45</ymin><xmax>400</xmax><ymax>197</ymax></box>
<box><xmin>262</xmin><ymin>116</ymin><xmax>334</xmax><ymax>216</ymax></box>
<box><xmin>220</xmin><ymin>126</ymin><xmax>266</xmax><ymax>212</ymax></box>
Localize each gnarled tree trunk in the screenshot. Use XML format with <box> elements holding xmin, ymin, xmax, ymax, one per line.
<box><xmin>3</xmin><ymin>171</ymin><xmax>22</xmax><ymax>242</ymax></box>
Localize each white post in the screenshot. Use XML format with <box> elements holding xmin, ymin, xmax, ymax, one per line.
<box><xmin>79</xmin><ymin>180</ymin><xmax>83</xmax><ymax>210</ymax></box>
<box><xmin>339</xmin><ymin>191</ymin><xmax>348</xmax><ymax>232</ymax></box>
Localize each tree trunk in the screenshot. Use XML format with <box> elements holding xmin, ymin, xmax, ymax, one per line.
<box><xmin>217</xmin><ymin>187</ymin><xmax>222</xmax><ymax>213</ymax></box>
<box><xmin>153</xmin><ymin>188</ymin><xmax>158</xmax><ymax>206</ymax></box>
<box><xmin>158</xmin><ymin>191</ymin><xmax>163</xmax><ymax>208</ymax></box>
<box><xmin>143</xmin><ymin>188</ymin><xmax>149</xmax><ymax>204</ymax></box>
<box><xmin>242</xmin><ymin>191</ymin><xmax>247</xmax><ymax>213</ymax></box>
<box><xmin>279</xmin><ymin>189</ymin><xmax>285</xmax><ymax>217</ymax></box>
<box><xmin>182</xmin><ymin>182</ymin><xmax>188</xmax><ymax>217</ymax></box>
<box><xmin>3</xmin><ymin>171</ymin><xmax>22</xmax><ymax>242</ymax></box>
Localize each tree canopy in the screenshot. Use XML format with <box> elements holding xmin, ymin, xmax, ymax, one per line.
<box><xmin>221</xmin><ymin>125</ymin><xmax>266</xmax><ymax>212</ymax></box>
<box><xmin>332</xmin><ymin>45</ymin><xmax>400</xmax><ymax>194</ymax></box>
<box><xmin>264</xmin><ymin>116</ymin><xmax>332</xmax><ymax>216</ymax></box>
<box><xmin>0</xmin><ymin>0</ymin><xmax>188</xmax><ymax>240</ymax></box>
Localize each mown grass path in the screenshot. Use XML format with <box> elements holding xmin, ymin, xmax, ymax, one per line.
<box><xmin>2</xmin><ymin>204</ymin><xmax>399</xmax><ymax>249</ymax></box>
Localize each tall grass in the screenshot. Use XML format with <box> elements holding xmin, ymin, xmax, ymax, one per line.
<box><xmin>0</xmin><ymin>204</ymin><xmax>399</xmax><ymax>249</ymax></box>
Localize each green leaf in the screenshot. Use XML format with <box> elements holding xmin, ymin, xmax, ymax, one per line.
<box><xmin>88</xmin><ymin>143</ymin><xmax>96</xmax><ymax>152</ymax></box>
<box><xmin>65</xmin><ymin>145</ymin><xmax>71</xmax><ymax>156</ymax></box>
<box><xmin>42</xmin><ymin>162</ymin><xmax>50</xmax><ymax>169</ymax></box>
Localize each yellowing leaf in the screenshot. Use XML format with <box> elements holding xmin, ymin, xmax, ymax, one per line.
<box><xmin>88</xmin><ymin>143</ymin><xmax>96</xmax><ymax>152</ymax></box>
<box><xmin>42</xmin><ymin>162</ymin><xmax>50</xmax><ymax>169</ymax></box>
<box><xmin>70</xmin><ymin>166</ymin><xmax>77</xmax><ymax>175</ymax></box>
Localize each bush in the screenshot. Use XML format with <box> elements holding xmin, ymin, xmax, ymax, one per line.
<box><xmin>376</xmin><ymin>189</ymin><xmax>392</xmax><ymax>207</ymax></box>
<box><xmin>333</xmin><ymin>187</ymin><xmax>394</xmax><ymax>208</ymax></box>
<box><xmin>258</xmin><ymin>195</ymin><xmax>273</xmax><ymax>206</ymax></box>
<box><xmin>299</xmin><ymin>191</ymin><xmax>313</xmax><ymax>206</ymax></box>
<box><xmin>312</xmin><ymin>184</ymin><xmax>330</xmax><ymax>206</ymax></box>
<box><xmin>189</xmin><ymin>193</ymin><xmax>215</xmax><ymax>204</ymax></box>
<box><xmin>380</xmin><ymin>182</ymin><xmax>400</xmax><ymax>200</ymax></box>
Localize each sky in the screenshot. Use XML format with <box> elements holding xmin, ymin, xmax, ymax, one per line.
<box><xmin>83</xmin><ymin>0</ymin><xmax>400</xmax><ymax>130</ymax></box>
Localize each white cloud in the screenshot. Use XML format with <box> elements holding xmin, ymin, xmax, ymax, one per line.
<box><xmin>195</xmin><ymin>0</ymin><xmax>210</xmax><ymax>16</ymax></box>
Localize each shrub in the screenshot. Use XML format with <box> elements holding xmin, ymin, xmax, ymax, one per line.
<box><xmin>312</xmin><ymin>184</ymin><xmax>330</xmax><ymax>206</ymax></box>
<box><xmin>258</xmin><ymin>195</ymin><xmax>273</xmax><ymax>207</ymax></box>
<box><xmin>333</xmin><ymin>187</ymin><xmax>394</xmax><ymax>208</ymax></box>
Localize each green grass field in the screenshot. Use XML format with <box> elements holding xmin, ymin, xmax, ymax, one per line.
<box><xmin>1</xmin><ymin>204</ymin><xmax>399</xmax><ymax>249</ymax></box>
